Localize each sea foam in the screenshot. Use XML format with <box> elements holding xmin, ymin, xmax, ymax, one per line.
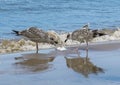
<box><xmin>92</xmin><ymin>29</ymin><xmax>120</xmax><ymax>42</ymax></box>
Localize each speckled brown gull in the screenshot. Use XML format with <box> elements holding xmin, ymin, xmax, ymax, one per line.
<box><xmin>12</xmin><ymin>27</ymin><xmax>58</xmax><ymax>53</ymax></box>
<box><xmin>65</xmin><ymin>24</ymin><xmax>106</xmax><ymax>56</ymax></box>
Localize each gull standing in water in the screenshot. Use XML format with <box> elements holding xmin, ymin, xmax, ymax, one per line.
<box><xmin>64</xmin><ymin>23</ymin><xmax>106</xmax><ymax>56</ymax></box>
<box><xmin>12</xmin><ymin>27</ymin><xmax>59</xmax><ymax>53</ymax></box>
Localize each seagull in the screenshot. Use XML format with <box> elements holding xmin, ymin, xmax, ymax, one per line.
<box><xmin>12</xmin><ymin>27</ymin><xmax>59</xmax><ymax>53</ymax></box>
<box><xmin>64</xmin><ymin>23</ymin><xmax>106</xmax><ymax>56</ymax></box>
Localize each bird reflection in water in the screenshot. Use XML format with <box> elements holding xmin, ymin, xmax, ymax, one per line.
<box><xmin>14</xmin><ymin>53</ymin><xmax>55</xmax><ymax>74</ymax></box>
<box><xmin>65</xmin><ymin>56</ymin><xmax>104</xmax><ymax>78</ymax></box>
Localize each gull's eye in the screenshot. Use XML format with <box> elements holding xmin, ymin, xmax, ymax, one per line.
<box><xmin>50</xmin><ymin>37</ymin><xmax>54</xmax><ymax>40</ymax></box>
<box><xmin>54</xmin><ymin>41</ymin><xmax>58</xmax><ymax>44</ymax></box>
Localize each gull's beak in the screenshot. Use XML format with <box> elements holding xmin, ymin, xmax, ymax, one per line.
<box><xmin>64</xmin><ymin>33</ymin><xmax>70</xmax><ymax>43</ymax></box>
<box><xmin>57</xmin><ymin>46</ymin><xmax>66</xmax><ymax>51</ymax></box>
<box><xmin>64</xmin><ymin>39</ymin><xmax>68</xmax><ymax>43</ymax></box>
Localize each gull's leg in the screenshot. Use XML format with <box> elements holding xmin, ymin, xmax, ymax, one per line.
<box><xmin>76</xmin><ymin>47</ymin><xmax>80</xmax><ymax>57</ymax></box>
<box><xmin>54</xmin><ymin>43</ymin><xmax>58</xmax><ymax>52</ymax></box>
<box><xmin>74</xmin><ymin>44</ymin><xmax>80</xmax><ymax>57</ymax></box>
<box><xmin>71</xmin><ymin>39</ymin><xmax>79</xmax><ymax>55</ymax></box>
<box><xmin>86</xmin><ymin>41</ymin><xmax>88</xmax><ymax>58</ymax></box>
<box><xmin>36</xmin><ymin>42</ymin><xmax>38</xmax><ymax>53</ymax></box>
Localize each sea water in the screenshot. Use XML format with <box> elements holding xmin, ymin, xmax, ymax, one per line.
<box><xmin>0</xmin><ymin>0</ymin><xmax>120</xmax><ymax>39</ymax></box>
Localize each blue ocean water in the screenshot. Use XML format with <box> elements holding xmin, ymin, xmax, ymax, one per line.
<box><xmin>0</xmin><ymin>0</ymin><xmax>120</xmax><ymax>39</ymax></box>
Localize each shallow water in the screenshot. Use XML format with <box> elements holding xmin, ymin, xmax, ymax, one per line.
<box><xmin>0</xmin><ymin>48</ymin><xmax>120</xmax><ymax>85</ymax></box>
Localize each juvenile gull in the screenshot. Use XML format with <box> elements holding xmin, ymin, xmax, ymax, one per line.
<box><xmin>64</xmin><ymin>24</ymin><xmax>106</xmax><ymax>56</ymax></box>
<box><xmin>12</xmin><ymin>27</ymin><xmax>59</xmax><ymax>53</ymax></box>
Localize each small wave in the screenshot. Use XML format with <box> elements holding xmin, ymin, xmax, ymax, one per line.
<box><xmin>0</xmin><ymin>39</ymin><xmax>54</xmax><ymax>54</ymax></box>
<box><xmin>92</xmin><ymin>29</ymin><xmax>120</xmax><ymax>42</ymax></box>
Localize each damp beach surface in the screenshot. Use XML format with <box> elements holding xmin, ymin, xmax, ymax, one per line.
<box><xmin>1</xmin><ymin>0</ymin><xmax>120</xmax><ymax>84</ymax></box>
<box><xmin>0</xmin><ymin>41</ymin><xmax>120</xmax><ymax>85</ymax></box>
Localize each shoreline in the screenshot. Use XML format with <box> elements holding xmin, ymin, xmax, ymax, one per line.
<box><xmin>65</xmin><ymin>40</ymin><xmax>120</xmax><ymax>51</ymax></box>
<box><xmin>0</xmin><ymin>39</ymin><xmax>120</xmax><ymax>55</ymax></box>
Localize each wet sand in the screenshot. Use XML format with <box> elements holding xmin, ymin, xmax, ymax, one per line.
<box><xmin>0</xmin><ymin>41</ymin><xmax>120</xmax><ymax>85</ymax></box>
<box><xmin>65</xmin><ymin>40</ymin><xmax>120</xmax><ymax>51</ymax></box>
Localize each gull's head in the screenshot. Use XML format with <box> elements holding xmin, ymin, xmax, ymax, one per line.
<box><xmin>47</xmin><ymin>31</ymin><xmax>63</xmax><ymax>45</ymax></box>
<box><xmin>82</xmin><ymin>23</ymin><xmax>90</xmax><ymax>29</ymax></box>
<box><xmin>48</xmin><ymin>37</ymin><xmax>58</xmax><ymax>45</ymax></box>
<box><xmin>49</xmin><ymin>37</ymin><xmax>67</xmax><ymax>51</ymax></box>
